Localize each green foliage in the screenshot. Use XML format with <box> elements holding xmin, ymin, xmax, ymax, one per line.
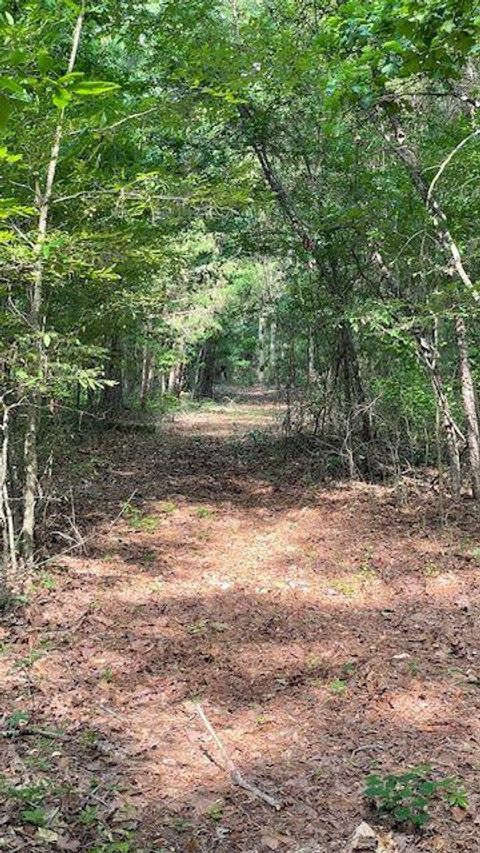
<box><xmin>1</xmin><ymin>0</ymin><xmax>480</xmax><ymax>584</ymax></box>
<box><xmin>365</xmin><ymin>766</ymin><xmax>468</xmax><ymax>827</ymax></box>
<box><xmin>4</xmin><ymin>710</ymin><xmax>30</xmax><ymax>731</ymax></box>
<box><xmin>99</xmin><ymin>666</ymin><xmax>114</xmax><ymax>683</ymax></box>
<box><xmin>123</xmin><ymin>504</ymin><xmax>159</xmax><ymax>531</ymax></box>
<box><xmin>158</xmin><ymin>501</ymin><xmax>177</xmax><ymax>516</ymax></box>
<box><xmin>21</xmin><ymin>806</ymin><xmax>48</xmax><ymax>826</ymax></box>
<box><xmin>13</xmin><ymin>647</ymin><xmax>45</xmax><ymax>669</ymax></box>
<box><xmin>39</xmin><ymin>572</ymin><xmax>56</xmax><ymax>590</ymax></box>
<box><xmin>328</xmin><ymin>678</ymin><xmax>348</xmax><ymax>696</ymax></box>
<box><xmin>0</xmin><ymin>778</ymin><xmax>49</xmax><ymax>805</ymax></box>
<box><xmin>169</xmin><ymin>817</ymin><xmax>192</xmax><ymax>833</ymax></box>
<box><xmin>206</xmin><ymin>801</ymin><xmax>224</xmax><ymax>821</ymax></box>
<box><xmin>423</xmin><ymin>562</ymin><xmax>442</xmax><ymax>578</ymax></box>
<box><xmin>79</xmin><ymin>805</ymin><xmax>99</xmax><ymax>826</ymax></box>
<box><xmin>195</xmin><ymin>506</ymin><xmax>213</xmax><ymax>518</ymax></box>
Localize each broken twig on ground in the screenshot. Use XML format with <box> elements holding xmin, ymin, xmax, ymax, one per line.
<box><xmin>193</xmin><ymin>702</ymin><xmax>281</xmax><ymax>810</ymax></box>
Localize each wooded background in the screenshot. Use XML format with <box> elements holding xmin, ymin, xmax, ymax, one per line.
<box><xmin>1</xmin><ymin>0</ymin><xmax>480</xmax><ymax>586</ymax></box>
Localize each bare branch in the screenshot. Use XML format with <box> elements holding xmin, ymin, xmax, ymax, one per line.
<box><xmin>69</xmin><ymin>107</ymin><xmax>156</xmax><ymax>137</ymax></box>
<box><xmin>427</xmin><ymin>128</ymin><xmax>480</xmax><ymax>205</ymax></box>
<box><xmin>193</xmin><ymin>702</ymin><xmax>281</xmax><ymax>810</ymax></box>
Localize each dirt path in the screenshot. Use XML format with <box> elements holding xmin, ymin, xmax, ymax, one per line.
<box><xmin>2</xmin><ymin>390</ymin><xmax>480</xmax><ymax>852</ymax></box>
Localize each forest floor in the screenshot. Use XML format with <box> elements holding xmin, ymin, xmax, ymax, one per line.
<box><xmin>2</xmin><ymin>389</ymin><xmax>480</xmax><ymax>852</ymax></box>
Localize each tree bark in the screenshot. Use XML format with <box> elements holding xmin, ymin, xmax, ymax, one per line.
<box><xmin>340</xmin><ymin>322</ymin><xmax>373</xmax><ymax>444</ymax></box>
<box><xmin>308</xmin><ymin>328</ymin><xmax>319</xmax><ymax>385</ymax></box>
<box><xmin>140</xmin><ymin>347</ymin><xmax>154</xmax><ymax>410</ymax></box>
<box><xmin>195</xmin><ymin>338</ymin><xmax>217</xmax><ymax>399</ymax></box>
<box><xmin>257</xmin><ymin>308</ymin><xmax>268</xmax><ymax>385</ymax></box>
<box><xmin>415</xmin><ymin>332</ymin><xmax>462</xmax><ymax>497</ymax></box>
<box><xmin>455</xmin><ymin>316</ymin><xmax>480</xmax><ymax>498</ymax></box>
<box><xmin>102</xmin><ymin>339</ymin><xmax>124</xmax><ymax>411</ymax></box>
<box><xmin>378</xmin><ymin>120</ymin><xmax>480</xmax><ymax>497</ymax></box>
<box><xmin>371</xmin><ymin>247</ymin><xmax>464</xmax><ymax>497</ymax></box>
<box><xmin>269</xmin><ymin>317</ymin><xmax>277</xmax><ymax>382</ymax></box>
<box><xmin>0</xmin><ymin>399</ymin><xmax>17</xmax><ymax>600</ymax></box>
<box><xmin>168</xmin><ymin>362</ymin><xmax>184</xmax><ymax>396</ymax></box>
<box><xmin>21</xmin><ymin>5</ymin><xmax>85</xmax><ymax>567</ymax></box>
<box><xmin>383</xmin><ymin>116</ymin><xmax>479</xmax><ymax>302</ymax></box>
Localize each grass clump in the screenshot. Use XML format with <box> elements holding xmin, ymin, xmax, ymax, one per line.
<box><xmin>328</xmin><ymin>678</ymin><xmax>348</xmax><ymax>696</ymax></box>
<box><xmin>123</xmin><ymin>503</ymin><xmax>159</xmax><ymax>532</ymax></box>
<box><xmin>195</xmin><ymin>506</ymin><xmax>213</xmax><ymax>519</ymax></box>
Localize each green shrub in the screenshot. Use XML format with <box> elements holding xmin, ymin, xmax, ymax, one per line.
<box><xmin>364</xmin><ymin>766</ymin><xmax>468</xmax><ymax>827</ymax></box>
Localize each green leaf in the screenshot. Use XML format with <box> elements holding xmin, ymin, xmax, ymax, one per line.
<box><xmin>392</xmin><ymin>806</ymin><xmax>411</xmax><ymax>821</ymax></box>
<box><xmin>21</xmin><ymin>808</ymin><xmax>47</xmax><ymax>827</ymax></box>
<box><xmin>37</xmin><ymin>49</ymin><xmax>54</xmax><ymax>72</ymax></box>
<box><xmin>0</xmin><ymin>94</ymin><xmax>12</xmax><ymax>127</ymax></box>
<box><xmin>6</xmin><ymin>710</ymin><xmax>29</xmax><ymax>729</ymax></box>
<box><xmin>380</xmin><ymin>62</ymin><xmax>398</xmax><ymax>78</ymax></box>
<box><xmin>0</xmin><ymin>198</ymin><xmax>35</xmax><ymax>219</ymax></box>
<box><xmin>441</xmin><ymin>20</ymin><xmax>456</xmax><ymax>34</ymax></box>
<box><xmin>0</xmin><ymin>77</ymin><xmax>26</xmax><ymax>97</ymax></box>
<box><xmin>448</xmin><ymin>791</ymin><xmax>468</xmax><ymax>809</ymax></box>
<box><xmin>382</xmin><ymin>39</ymin><xmax>404</xmax><ymax>53</ymax></box>
<box><xmin>63</xmin><ymin>0</ymin><xmax>82</xmax><ymax>12</ymax></box>
<box><xmin>0</xmin><ymin>146</ymin><xmax>22</xmax><ymax>163</ymax></box>
<box><xmin>71</xmin><ymin>80</ymin><xmax>120</xmax><ymax>96</ymax></box>
<box><xmin>52</xmin><ymin>86</ymin><xmax>72</xmax><ymax>109</ymax></box>
<box><xmin>58</xmin><ymin>71</ymin><xmax>85</xmax><ymax>85</ymax></box>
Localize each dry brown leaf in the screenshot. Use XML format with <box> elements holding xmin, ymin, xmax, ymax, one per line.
<box><xmin>56</xmin><ymin>840</ymin><xmax>80</xmax><ymax>852</ymax></box>
<box><xmin>451</xmin><ymin>805</ymin><xmax>467</xmax><ymax>822</ymax></box>
<box><xmin>260</xmin><ymin>833</ymin><xmax>281</xmax><ymax>850</ymax></box>
<box><xmin>428</xmin><ymin>838</ymin><xmax>448</xmax><ymax>851</ymax></box>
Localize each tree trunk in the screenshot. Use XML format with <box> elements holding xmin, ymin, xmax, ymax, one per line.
<box><xmin>140</xmin><ymin>347</ymin><xmax>154</xmax><ymax>410</ymax></box>
<box><xmin>308</xmin><ymin>328</ymin><xmax>318</xmax><ymax>385</ymax></box>
<box><xmin>21</xmin><ymin>403</ymin><xmax>37</xmax><ymax>568</ymax></box>
<box><xmin>195</xmin><ymin>338</ymin><xmax>217</xmax><ymax>399</ymax></box>
<box><xmin>269</xmin><ymin>317</ymin><xmax>277</xmax><ymax>382</ymax></box>
<box><xmin>382</xmin><ymin>116</ymin><xmax>479</xmax><ymax>303</ymax></box>
<box><xmin>340</xmin><ymin>323</ymin><xmax>373</xmax><ymax>444</ymax></box>
<box><xmin>257</xmin><ymin>308</ymin><xmax>268</xmax><ymax>385</ymax></box>
<box><xmin>415</xmin><ymin>332</ymin><xmax>462</xmax><ymax>497</ymax></box>
<box><xmin>455</xmin><ymin>316</ymin><xmax>480</xmax><ymax>498</ymax></box>
<box><xmin>21</xmin><ymin>6</ymin><xmax>85</xmax><ymax>567</ymax></box>
<box><xmin>168</xmin><ymin>362</ymin><xmax>184</xmax><ymax>396</ymax></box>
<box><xmin>102</xmin><ymin>339</ymin><xmax>123</xmax><ymax>411</ymax></box>
<box><xmin>0</xmin><ymin>400</ymin><xmax>17</xmax><ymax>600</ymax></box>
<box><xmin>167</xmin><ymin>365</ymin><xmax>177</xmax><ymax>395</ymax></box>
<box><xmin>159</xmin><ymin>371</ymin><xmax>166</xmax><ymax>396</ymax></box>
<box><xmin>371</xmin><ymin>247</ymin><xmax>465</xmax><ymax>495</ymax></box>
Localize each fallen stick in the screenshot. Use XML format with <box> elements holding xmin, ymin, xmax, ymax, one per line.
<box><xmin>194</xmin><ymin>703</ymin><xmax>281</xmax><ymax>810</ymax></box>
<box><xmin>35</xmin><ymin>488</ymin><xmax>138</xmax><ymax>569</ymax></box>
<box><xmin>1</xmin><ymin>727</ymin><xmax>69</xmax><ymax>741</ymax></box>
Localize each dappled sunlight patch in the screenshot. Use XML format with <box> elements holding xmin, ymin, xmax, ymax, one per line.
<box><xmin>374</xmin><ymin>682</ymin><xmax>465</xmax><ymax>732</ymax></box>
<box><xmin>28</xmin><ymin>649</ymin><xmax>68</xmax><ymax>683</ymax></box>
<box><xmin>109</xmin><ymin>583</ymin><xmax>162</xmax><ymax>606</ymax></box>
<box><xmin>424</xmin><ymin>571</ymin><xmax>468</xmax><ymax>597</ymax></box>
<box><xmin>5</xmin><ymin>396</ymin><xmax>480</xmax><ymax>851</ymax></box>
<box><xmin>173</xmin><ymin>397</ymin><xmax>283</xmax><ymax>439</ymax></box>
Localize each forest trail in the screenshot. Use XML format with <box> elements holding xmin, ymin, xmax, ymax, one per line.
<box><xmin>2</xmin><ymin>390</ymin><xmax>480</xmax><ymax>852</ymax></box>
